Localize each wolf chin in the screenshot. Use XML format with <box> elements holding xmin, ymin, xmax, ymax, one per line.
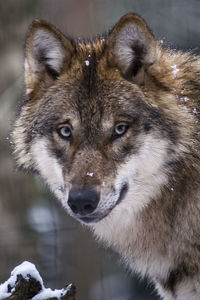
<box><xmin>12</xmin><ymin>13</ymin><xmax>200</xmax><ymax>299</ymax></box>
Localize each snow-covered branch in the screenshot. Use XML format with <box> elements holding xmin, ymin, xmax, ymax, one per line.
<box><xmin>0</xmin><ymin>261</ymin><xmax>76</xmax><ymax>300</ymax></box>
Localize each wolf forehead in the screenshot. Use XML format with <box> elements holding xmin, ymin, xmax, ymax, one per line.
<box><xmin>18</xmin><ymin>74</ymin><xmax>168</xmax><ymax>138</ymax></box>
<box><xmin>22</xmin><ymin>38</ymin><xmax>159</xmax><ymax>125</ymax></box>
<box><xmin>19</xmin><ymin>82</ymin><xmax>145</xmax><ymax>144</ymax></box>
<box><xmin>21</xmin><ymin>40</ymin><xmax>152</xmax><ymax>132</ymax></box>
<box><xmin>20</xmin><ymin>15</ymin><xmax>160</xmax><ymax>126</ymax></box>
<box><xmin>25</xmin><ymin>35</ymin><xmax>145</xmax><ymax>112</ymax></box>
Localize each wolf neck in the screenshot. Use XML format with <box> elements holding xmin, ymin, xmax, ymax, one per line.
<box><xmin>92</xmin><ymin>177</ymin><xmax>169</xmax><ymax>277</ymax></box>
<box><xmin>92</xmin><ymin>158</ymin><xmax>200</xmax><ymax>279</ymax></box>
<box><xmin>92</xmin><ymin>200</ymin><xmax>171</xmax><ymax>280</ymax></box>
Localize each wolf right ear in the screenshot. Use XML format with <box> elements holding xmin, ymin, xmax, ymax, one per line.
<box><xmin>107</xmin><ymin>13</ymin><xmax>159</xmax><ymax>81</ymax></box>
<box><xmin>25</xmin><ymin>20</ymin><xmax>74</xmax><ymax>95</ymax></box>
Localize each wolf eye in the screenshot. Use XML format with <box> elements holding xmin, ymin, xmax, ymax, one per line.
<box><xmin>112</xmin><ymin>123</ymin><xmax>128</xmax><ymax>139</ymax></box>
<box><xmin>57</xmin><ymin>124</ymin><xmax>72</xmax><ymax>139</ymax></box>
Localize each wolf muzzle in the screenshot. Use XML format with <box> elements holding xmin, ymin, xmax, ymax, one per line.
<box><xmin>68</xmin><ymin>188</ymin><xmax>100</xmax><ymax>216</ymax></box>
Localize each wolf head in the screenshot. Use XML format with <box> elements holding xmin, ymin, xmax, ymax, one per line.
<box><xmin>12</xmin><ymin>14</ymin><xmax>190</xmax><ymax>225</ymax></box>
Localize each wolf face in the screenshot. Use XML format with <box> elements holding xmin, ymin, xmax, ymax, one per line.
<box><xmin>12</xmin><ymin>14</ymin><xmax>184</xmax><ymax>225</ymax></box>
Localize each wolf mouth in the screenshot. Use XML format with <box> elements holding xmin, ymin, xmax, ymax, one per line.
<box><xmin>78</xmin><ymin>183</ymin><xmax>128</xmax><ymax>224</ymax></box>
<box><xmin>116</xmin><ymin>182</ymin><xmax>128</xmax><ymax>205</ymax></box>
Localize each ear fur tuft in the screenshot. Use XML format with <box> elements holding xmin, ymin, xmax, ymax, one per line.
<box><xmin>107</xmin><ymin>13</ymin><xmax>158</xmax><ymax>80</ymax></box>
<box><xmin>25</xmin><ymin>19</ymin><xmax>73</xmax><ymax>94</ymax></box>
<box><xmin>32</xmin><ymin>28</ymin><xmax>65</xmax><ymax>74</ymax></box>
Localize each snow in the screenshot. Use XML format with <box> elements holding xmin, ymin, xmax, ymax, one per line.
<box><xmin>6</xmin><ymin>136</ymin><xmax>13</xmax><ymax>145</ymax></box>
<box><xmin>87</xmin><ymin>172</ymin><xmax>94</xmax><ymax>177</ymax></box>
<box><xmin>180</xmin><ymin>96</ymin><xmax>189</xmax><ymax>102</ymax></box>
<box><xmin>32</xmin><ymin>284</ymin><xmax>72</xmax><ymax>300</ymax></box>
<box><xmin>85</xmin><ymin>60</ymin><xmax>90</xmax><ymax>66</ymax></box>
<box><xmin>0</xmin><ymin>261</ymin><xmax>44</xmax><ymax>299</ymax></box>
<box><xmin>193</xmin><ymin>108</ymin><xmax>198</xmax><ymax>114</ymax></box>
<box><xmin>0</xmin><ymin>261</ymin><xmax>72</xmax><ymax>300</ymax></box>
<box><xmin>171</xmin><ymin>64</ymin><xmax>179</xmax><ymax>76</ymax></box>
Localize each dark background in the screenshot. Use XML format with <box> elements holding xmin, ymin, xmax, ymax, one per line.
<box><xmin>0</xmin><ymin>1</ymin><xmax>200</xmax><ymax>299</ymax></box>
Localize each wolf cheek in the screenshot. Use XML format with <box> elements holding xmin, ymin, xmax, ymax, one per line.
<box><xmin>31</xmin><ymin>138</ymin><xmax>68</xmax><ymax>205</ymax></box>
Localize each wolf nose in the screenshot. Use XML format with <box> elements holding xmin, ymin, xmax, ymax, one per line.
<box><xmin>68</xmin><ymin>189</ymin><xmax>99</xmax><ymax>215</ymax></box>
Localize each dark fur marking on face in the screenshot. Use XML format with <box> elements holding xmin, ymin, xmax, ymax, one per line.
<box><xmin>124</xmin><ymin>97</ymin><xmax>179</xmax><ymax>144</ymax></box>
<box><xmin>116</xmin><ymin>183</ymin><xmax>128</xmax><ymax>205</ymax></box>
<box><xmin>146</xmin><ymin>106</ymin><xmax>179</xmax><ymax>144</ymax></box>
<box><xmin>82</xmin><ymin>48</ymin><xmax>98</xmax><ymax>98</ymax></box>
<box><xmin>143</xmin><ymin>122</ymin><xmax>152</xmax><ymax>132</ymax></box>
<box><xmin>52</xmin><ymin>148</ymin><xmax>64</xmax><ymax>160</ymax></box>
<box><xmin>26</xmin><ymin>117</ymin><xmax>58</xmax><ymax>143</ymax></box>
<box><xmin>117</xmin><ymin>139</ymin><xmax>140</xmax><ymax>161</ymax></box>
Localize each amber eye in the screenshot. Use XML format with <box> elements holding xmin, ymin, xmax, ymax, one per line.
<box><xmin>112</xmin><ymin>123</ymin><xmax>129</xmax><ymax>139</ymax></box>
<box><xmin>57</xmin><ymin>124</ymin><xmax>72</xmax><ymax>139</ymax></box>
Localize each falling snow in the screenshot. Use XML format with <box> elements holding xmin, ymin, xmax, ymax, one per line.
<box><xmin>171</xmin><ymin>65</ymin><xmax>179</xmax><ymax>76</ymax></box>
<box><xmin>87</xmin><ymin>172</ymin><xmax>94</xmax><ymax>177</ymax></box>
<box><xmin>193</xmin><ymin>108</ymin><xmax>198</xmax><ymax>114</ymax></box>
<box><xmin>85</xmin><ymin>60</ymin><xmax>90</xmax><ymax>66</ymax></box>
<box><xmin>180</xmin><ymin>97</ymin><xmax>189</xmax><ymax>103</ymax></box>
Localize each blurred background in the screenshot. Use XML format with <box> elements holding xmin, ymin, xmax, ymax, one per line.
<box><xmin>0</xmin><ymin>1</ymin><xmax>200</xmax><ymax>299</ymax></box>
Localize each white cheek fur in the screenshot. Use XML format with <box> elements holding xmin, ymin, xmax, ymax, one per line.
<box><xmin>31</xmin><ymin>138</ymin><xmax>66</xmax><ymax>205</ymax></box>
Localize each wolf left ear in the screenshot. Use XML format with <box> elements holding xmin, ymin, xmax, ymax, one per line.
<box><xmin>25</xmin><ymin>20</ymin><xmax>74</xmax><ymax>94</ymax></box>
<box><xmin>107</xmin><ymin>13</ymin><xmax>158</xmax><ymax>81</ymax></box>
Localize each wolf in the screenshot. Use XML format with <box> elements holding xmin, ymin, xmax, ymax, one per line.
<box><xmin>12</xmin><ymin>13</ymin><xmax>200</xmax><ymax>299</ymax></box>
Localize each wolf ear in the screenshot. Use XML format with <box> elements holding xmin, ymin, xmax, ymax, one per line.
<box><xmin>107</xmin><ymin>13</ymin><xmax>158</xmax><ymax>81</ymax></box>
<box><xmin>25</xmin><ymin>20</ymin><xmax>74</xmax><ymax>94</ymax></box>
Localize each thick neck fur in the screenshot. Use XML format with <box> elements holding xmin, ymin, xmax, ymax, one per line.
<box><xmin>12</xmin><ymin>15</ymin><xmax>200</xmax><ymax>299</ymax></box>
<box><xmin>92</xmin><ymin>151</ymin><xmax>200</xmax><ymax>282</ymax></box>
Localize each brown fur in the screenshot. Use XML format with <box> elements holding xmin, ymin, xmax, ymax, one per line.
<box><xmin>12</xmin><ymin>14</ymin><xmax>200</xmax><ymax>299</ymax></box>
